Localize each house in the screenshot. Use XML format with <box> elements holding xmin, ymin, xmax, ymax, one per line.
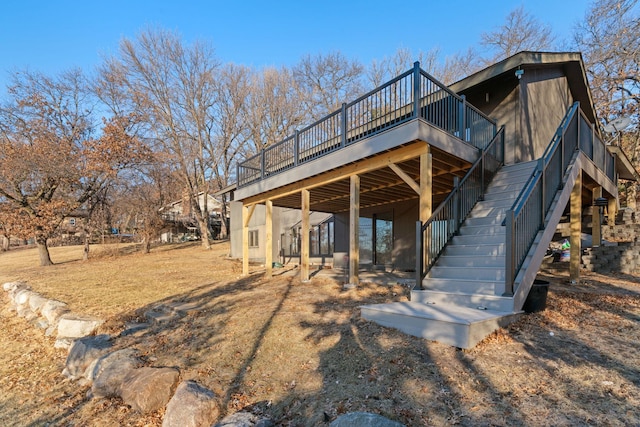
<box><xmin>230</xmin><ymin>51</ymin><xmax>638</xmax><ymax>348</ymax></box>
<box><xmin>159</xmin><ymin>192</ymin><xmax>227</xmax><ymax>242</ymax></box>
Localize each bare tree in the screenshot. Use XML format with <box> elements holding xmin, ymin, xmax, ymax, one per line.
<box><xmin>0</xmin><ymin>69</ymin><xmax>146</xmax><ymax>266</ymax></box>
<box><xmin>207</xmin><ymin>63</ymin><xmax>252</xmax><ymax>238</ymax></box>
<box><xmin>574</xmin><ymin>0</ymin><xmax>640</xmax><ymax>205</ymax></box>
<box><xmin>247</xmin><ymin>66</ymin><xmax>305</xmax><ymax>152</ymax></box>
<box><xmin>367</xmin><ymin>47</ymin><xmax>443</xmax><ymax>87</ymax></box>
<box><xmin>109</xmin><ymin>28</ymin><xmax>221</xmax><ymax>249</ymax></box>
<box><xmin>440</xmin><ymin>48</ymin><xmax>484</xmax><ymax>85</ymax></box>
<box><xmin>293</xmin><ymin>51</ymin><xmax>364</xmax><ymax>120</ymax></box>
<box><xmin>480</xmin><ymin>6</ymin><xmax>556</xmax><ymax>64</ymax></box>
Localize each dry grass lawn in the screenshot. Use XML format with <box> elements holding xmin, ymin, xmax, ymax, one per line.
<box><xmin>1</xmin><ymin>242</ymin><xmax>639</xmax><ymax>426</ymax></box>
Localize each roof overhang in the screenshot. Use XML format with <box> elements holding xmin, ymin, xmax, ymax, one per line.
<box><xmin>608</xmin><ymin>145</ymin><xmax>640</xmax><ymax>181</ymax></box>
<box><xmin>450</xmin><ymin>51</ymin><xmax>598</xmax><ymax>125</ymax></box>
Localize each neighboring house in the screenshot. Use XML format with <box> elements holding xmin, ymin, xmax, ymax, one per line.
<box><xmin>159</xmin><ymin>192</ymin><xmax>227</xmax><ymax>242</ymax></box>
<box><xmin>229</xmin><ymin>51</ymin><xmax>638</xmax><ymax>348</ymax></box>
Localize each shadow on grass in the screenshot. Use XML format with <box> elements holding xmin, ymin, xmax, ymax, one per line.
<box><xmin>27</xmin><ymin>267</ymin><xmax>640</xmax><ymax>426</ymax></box>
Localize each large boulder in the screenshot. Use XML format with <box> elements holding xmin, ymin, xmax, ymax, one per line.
<box><xmin>213</xmin><ymin>412</ymin><xmax>273</xmax><ymax>427</ymax></box>
<box><xmin>16</xmin><ymin>304</ymin><xmax>36</xmax><ymax>320</ymax></box>
<box><xmin>3</xmin><ymin>281</ymin><xmax>26</xmax><ymax>292</ymax></box>
<box><xmin>5</xmin><ymin>282</ymin><xmax>29</xmax><ymax>297</ymax></box>
<box><xmin>90</xmin><ymin>348</ymin><xmax>143</xmax><ymax>398</ymax></box>
<box><xmin>162</xmin><ymin>380</ymin><xmax>219</xmax><ymax>427</ymax></box>
<box><xmin>120</xmin><ymin>367</ymin><xmax>180</xmax><ymax>413</ymax></box>
<box><xmin>13</xmin><ymin>289</ymin><xmax>34</xmax><ymax>306</ymax></box>
<box><xmin>62</xmin><ymin>335</ymin><xmax>113</xmax><ymax>381</ymax></box>
<box><xmin>28</xmin><ymin>293</ymin><xmax>49</xmax><ymax>314</ymax></box>
<box><xmin>57</xmin><ymin>314</ymin><xmax>104</xmax><ymax>339</ymax></box>
<box><xmin>330</xmin><ymin>412</ymin><xmax>405</xmax><ymax>427</ymax></box>
<box><xmin>41</xmin><ymin>300</ymin><xmax>70</xmax><ymax>326</ymax></box>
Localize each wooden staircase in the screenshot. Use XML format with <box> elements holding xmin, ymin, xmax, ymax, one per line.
<box><xmin>361</xmin><ymin>161</ymin><xmax>538</xmax><ymax>348</ymax></box>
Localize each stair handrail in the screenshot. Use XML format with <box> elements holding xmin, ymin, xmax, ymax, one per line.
<box><xmin>415</xmin><ymin>126</ymin><xmax>505</xmax><ymax>287</ymax></box>
<box><xmin>503</xmin><ymin>102</ymin><xmax>581</xmax><ymax>296</ymax></box>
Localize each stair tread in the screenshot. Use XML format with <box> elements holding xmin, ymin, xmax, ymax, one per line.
<box><xmin>361</xmin><ymin>301</ymin><xmax>513</xmax><ymax>324</ymax></box>
<box><xmin>413</xmin><ymin>289</ymin><xmax>512</xmax><ymax>300</ymax></box>
<box><xmin>424</xmin><ymin>277</ymin><xmax>503</xmax><ymax>284</ymax></box>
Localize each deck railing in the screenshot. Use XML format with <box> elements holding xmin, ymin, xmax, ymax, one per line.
<box><xmin>237</xmin><ymin>62</ymin><xmax>497</xmax><ymax>187</ymax></box>
<box><xmin>415</xmin><ymin>126</ymin><xmax>505</xmax><ymax>287</ymax></box>
<box><xmin>504</xmin><ymin>102</ymin><xmax>616</xmax><ymax>295</ymax></box>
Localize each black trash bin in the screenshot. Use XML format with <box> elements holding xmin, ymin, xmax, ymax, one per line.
<box><xmin>523</xmin><ymin>279</ymin><xmax>549</xmax><ymax>313</ymax></box>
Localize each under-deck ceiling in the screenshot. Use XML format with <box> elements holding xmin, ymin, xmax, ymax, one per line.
<box><xmin>268</xmin><ymin>144</ymin><xmax>472</xmax><ymax>213</ymax></box>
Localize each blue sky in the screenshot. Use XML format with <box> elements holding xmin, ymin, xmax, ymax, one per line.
<box><xmin>1</xmin><ymin>0</ymin><xmax>593</xmax><ymax>93</ymax></box>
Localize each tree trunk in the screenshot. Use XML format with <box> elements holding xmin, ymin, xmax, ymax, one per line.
<box><xmin>197</xmin><ymin>215</ymin><xmax>211</xmax><ymax>249</ymax></box>
<box><xmin>1</xmin><ymin>235</ymin><xmax>9</xmax><ymax>251</ymax></box>
<box><xmin>219</xmin><ymin>196</ymin><xmax>229</xmax><ymax>240</ymax></box>
<box><xmin>144</xmin><ymin>237</ymin><xmax>151</xmax><ymax>254</ymax></box>
<box><xmin>83</xmin><ymin>235</ymin><xmax>90</xmax><ymax>261</ymax></box>
<box><xmin>36</xmin><ymin>236</ymin><xmax>53</xmax><ymax>266</ymax></box>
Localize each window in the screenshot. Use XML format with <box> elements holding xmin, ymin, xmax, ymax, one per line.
<box><xmin>249</xmin><ymin>230</ymin><xmax>259</xmax><ymax>248</ymax></box>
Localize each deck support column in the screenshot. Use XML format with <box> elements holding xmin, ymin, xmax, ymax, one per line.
<box><xmin>570</xmin><ymin>170</ymin><xmax>582</xmax><ymax>284</ymax></box>
<box><xmin>608</xmin><ymin>197</ymin><xmax>617</xmax><ymax>227</ymax></box>
<box><xmin>419</xmin><ymin>145</ymin><xmax>432</xmax><ymax>223</ymax></box>
<box><xmin>418</xmin><ymin>146</ymin><xmax>432</xmax><ymax>281</ymax></box>
<box><xmin>301</xmin><ymin>189</ymin><xmax>310</xmax><ymax>282</ymax></box>
<box><xmin>349</xmin><ymin>174</ymin><xmax>360</xmax><ymax>286</ymax></box>
<box><xmin>265</xmin><ymin>200</ymin><xmax>273</xmax><ymax>279</ymax></box>
<box><xmin>592</xmin><ymin>187</ymin><xmax>602</xmax><ymax>247</ymax></box>
<box><xmin>242</xmin><ymin>204</ymin><xmax>256</xmax><ymax>276</ymax></box>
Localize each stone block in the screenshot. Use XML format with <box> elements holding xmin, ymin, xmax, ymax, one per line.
<box><xmin>62</xmin><ymin>335</ymin><xmax>113</xmax><ymax>380</ymax></box>
<box><xmin>121</xmin><ymin>367</ymin><xmax>180</xmax><ymax>413</ymax></box>
<box><xmin>213</xmin><ymin>412</ymin><xmax>274</xmax><ymax>427</ymax></box>
<box><xmin>90</xmin><ymin>348</ymin><xmax>143</xmax><ymax>398</ymax></box>
<box><xmin>54</xmin><ymin>338</ymin><xmax>75</xmax><ymax>350</ymax></box>
<box><xmin>162</xmin><ymin>380</ymin><xmax>219</xmax><ymax>427</ymax></box>
<box><xmin>30</xmin><ymin>317</ymin><xmax>49</xmax><ymax>330</ymax></box>
<box><xmin>330</xmin><ymin>412</ymin><xmax>405</xmax><ymax>427</ymax></box>
<box><xmin>57</xmin><ymin>314</ymin><xmax>104</xmax><ymax>339</ymax></box>
<box><xmin>3</xmin><ymin>281</ymin><xmax>26</xmax><ymax>292</ymax></box>
<box><xmin>41</xmin><ymin>300</ymin><xmax>70</xmax><ymax>326</ymax></box>
<box><xmin>17</xmin><ymin>305</ymin><xmax>36</xmax><ymax>320</ymax></box>
<box><xmin>14</xmin><ymin>289</ymin><xmax>34</xmax><ymax>306</ymax></box>
<box><xmin>29</xmin><ymin>293</ymin><xmax>49</xmax><ymax>313</ymax></box>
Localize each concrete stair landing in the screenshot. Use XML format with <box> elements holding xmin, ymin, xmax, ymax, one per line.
<box><xmin>361</xmin><ymin>161</ymin><xmax>538</xmax><ymax>349</ymax></box>
<box><xmin>360</xmin><ymin>301</ymin><xmax>520</xmax><ymax>349</ymax></box>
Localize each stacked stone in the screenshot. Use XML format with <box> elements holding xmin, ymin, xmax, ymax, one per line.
<box><xmin>2</xmin><ymin>280</ymin><xmax>276</xmax><ymax>426</ymax></box>
<box><xmin>582</xmin><ymin>242</ymin><xmax>640</xmax><ymax>274</ymax></box>
<box><xmin>2</xmin><ymin>281</ymin><xmax>103</xmax><ymax>349</ymax></box>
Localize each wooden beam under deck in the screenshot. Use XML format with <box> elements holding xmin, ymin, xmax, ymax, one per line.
<box><xmin>241</xmin><ymin>142</ymin><xmax>431</xmax><ymax>207</ymax></box>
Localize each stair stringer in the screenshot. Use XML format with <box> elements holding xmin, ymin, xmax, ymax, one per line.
<box><xmin>510</xmin><ymin>155</ymin><xmax>583</xmax><ymax>311</ymax></box>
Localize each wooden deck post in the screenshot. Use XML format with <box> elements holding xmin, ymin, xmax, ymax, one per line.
<box><xmin>608</xmin><ymin>197</ymin><xmax>617</xmax><ymax>227</ymax></box>
<box><xmin>570</xmin><ymin>170</ymin><xmax>582</xmax><ymax>283</ymax></box>
<box><xmin>419</xmin><ymin>146</ymin><xmax>432</xmax><ymax>223</ymax></box>
<box><xmin>418</xmin><ymin>146</ymin><xmax>432</xmax><ymax>279</ymax></box>
<box><xmin>301</xmin><ymin>189</ymin><xmax>310</xmax><ymax>282</ymax></box>
<box><xmin>349</xmin><ymin>174</ymin><xmax>360</xmax><ymax>286</ymax></box>
<box><xmin>592</xmin><ymin>187</ymin><xmax>602</xmax><ymax>247</ymax></box>
<box><xmin>265</xmin><ymin>200</ymin><xmax>273</xmax><ymax>279</ymax></box>
<box><xmin>242</xmin><ymin>204</ymin><xmax>256</xmax><ymax>276</ymax></box>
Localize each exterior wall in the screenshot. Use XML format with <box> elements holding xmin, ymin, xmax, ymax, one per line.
<box><xmin>231</xmin><ymin>198</ymin><xmax>419</xmax><ymax>271</ymax></box>
<box><xmin>521</xmin><ymin>68</ymin><xmax>572</xmax><ymax>162</ymax></box>
<box><xmin>392</xmin><ymin>201</ymin><xmax>419</xmax><ymax>271</ymax></box>
<box><xmin>460</xmin><ymin>66</ymin><xmax>574</xmax><ymax>165</ymax></box>
<box><xmin>229</xmin><ymin>201</ymin><xmax>267</xmax><ymax>262</ymax></box>
<box><xmin>335</xmin><ymin>199</ymin><xmax>418</xmax><ymax>271</ymax></box>
<box><xmin>230</xmin><ymin>201</ymin><xmax>332</xmax><ymax>264</ymax></box>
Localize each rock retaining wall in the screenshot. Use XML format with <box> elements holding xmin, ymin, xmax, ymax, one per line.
<box><xmin>1</xmin><ymin>280</ymin><xmax>279</xmax><ymax>427</ymax></box>
<box><xmin>582</xmin><ymin>242</ymin><xmax>640</xmax><ymax>274</ymax></box>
